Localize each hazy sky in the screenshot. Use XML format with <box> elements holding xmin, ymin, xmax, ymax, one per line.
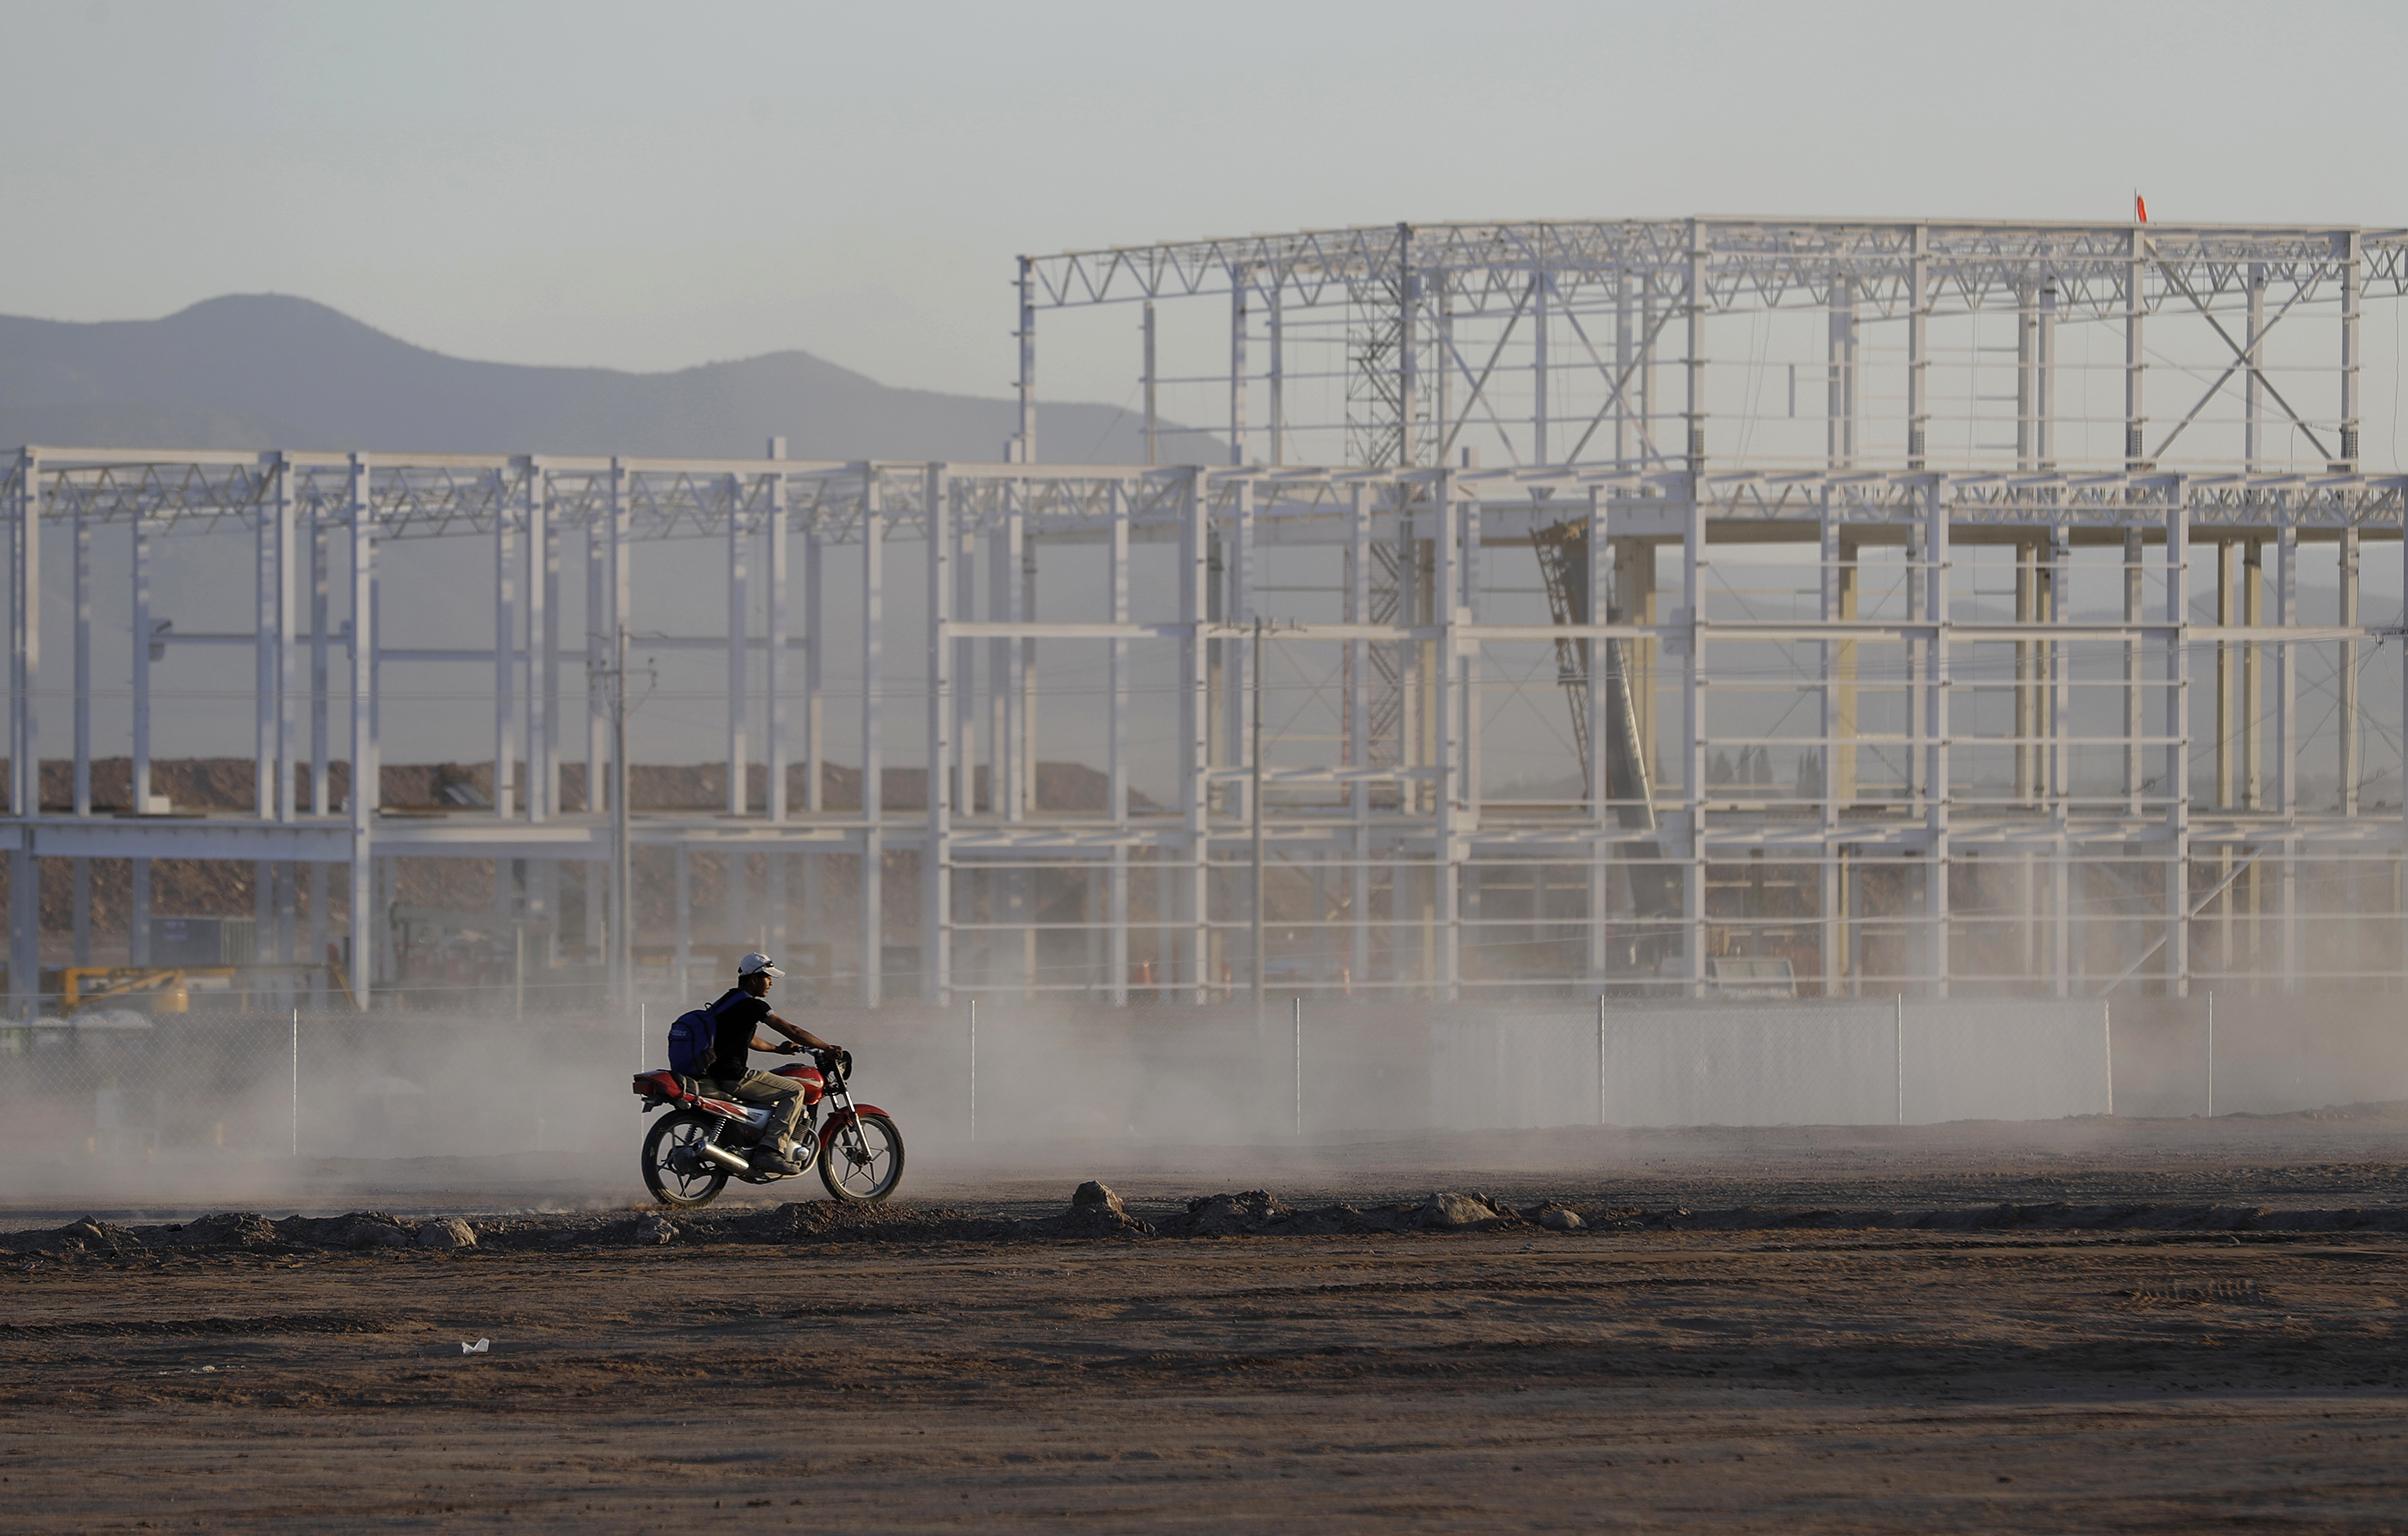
<box><xmin>6</xmin><ymin>0</ymin><xmax>2406</xmax><ymax>404</ymax></box>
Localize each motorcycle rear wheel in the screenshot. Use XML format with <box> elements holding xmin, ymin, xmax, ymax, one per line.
<box><xmin>818</xmin><ymin>1113</ymin><xmax>905</xmax><ymax>1203</ymax></box>
<box><xmin>642</xmin><ymin>1110</ymin><xmax>731</xmax><ymax>1208</ymax></box>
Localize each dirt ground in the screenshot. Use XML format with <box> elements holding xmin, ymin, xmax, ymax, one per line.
<box><xmin>7</xmin><ymin>1113</ymin><xmax>2408</xmax><ymax>1532</ymax></box>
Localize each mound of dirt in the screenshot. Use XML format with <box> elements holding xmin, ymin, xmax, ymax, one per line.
<box><xmin>1162</xmin><ymin>1189</ymin><xmax>1292</xmax><ymax>1237</ymax></box>
<box><xmin>1048</xmin><ymin>1180</ymin><xmax>1154</xmax><ymax>1238</ymax></box>
<box><xmin>154</xmin><ymin>1212</ymin><xmax>281</xmax><ymax>1249</ymax></box>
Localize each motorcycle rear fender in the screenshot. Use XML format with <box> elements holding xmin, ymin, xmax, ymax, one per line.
<box><xmin>817</xmin><ymin>1104</ymin><xmax>890</xmax><ymax>1149</ymax></box>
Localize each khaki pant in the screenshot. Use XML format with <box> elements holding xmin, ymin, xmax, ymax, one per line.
<box><xmin>717</xmin><ymin>1069</ymin><xmax>805</xmax><ymax>1143</ymax></box>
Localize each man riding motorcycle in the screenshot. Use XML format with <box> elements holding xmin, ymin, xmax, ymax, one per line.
<box><xmin>698</xmin><ymin>952</ymin><xmax>845</xmax><ymax>1175</ymax></box>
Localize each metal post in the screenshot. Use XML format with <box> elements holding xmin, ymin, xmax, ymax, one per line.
<box><xmin>2102</xmin><ymin>999</ymin><xmax>2115</xmax><ymax>1115</ymax></box>
<box><xmin>2205</xmin><ymin>989</ymin><xmax>2215</xmax><ymax>1117</ymax></box>
<box><xmin>1596</xmin><ymin>993</ymin><xmax>1608</xmax><ymax>1124</ymax></box>
<box><xmin>1291</xmin><ymin>994</ymin><xmax>1302</xmax><ymax>1139</ymax></box>
<box><xmin>1894</xmin><ymin>993</ymin><xmax>1905</xmax><ymax>1125</ymax></box>
<box><xmin>967</xmin><ymin>995</ymin><xmax>977</xmax><ymax>1143</ymax></box>
<box><xmin>290</xmin><ymin>1007</ymin><xmax>299</xmax><ymax>1158</ymax></box>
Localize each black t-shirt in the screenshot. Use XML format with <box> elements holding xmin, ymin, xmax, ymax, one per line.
<box><xmin>706</xmin><ymin>988</ymin><xmax>772</xmax><ymax>1080</ymax></box>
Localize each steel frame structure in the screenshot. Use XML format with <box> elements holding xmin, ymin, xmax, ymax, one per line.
<box><xmin>6</xmin><ymin>217</ymin><xmax>2408</xmax><ymax>1013</ymax></box>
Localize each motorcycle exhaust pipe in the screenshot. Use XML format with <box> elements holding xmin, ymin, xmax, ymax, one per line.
<box><xmin>695</xmin><ymin>1141</ymin><xmax>751</xmax><ymax>1174</ymax></box>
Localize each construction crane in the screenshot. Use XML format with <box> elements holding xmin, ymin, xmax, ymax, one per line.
<box><xmin>1529</xmin><ymin>519</ymin><xmax>1656</xmax><ymax>832</ymax></box>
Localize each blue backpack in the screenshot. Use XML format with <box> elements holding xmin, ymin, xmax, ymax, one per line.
<box><xmin>666</xmin><ymin>1002</ymin><xmax>722</xmax><ymax>1077</ymax></box>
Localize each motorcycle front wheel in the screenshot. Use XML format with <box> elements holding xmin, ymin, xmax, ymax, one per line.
<box><xmin>819</xmin><ymin>1113</ymin><xmax>905</xmax><ymax>1203</ymax></box>
<box><xmin>642</xmin><ymin>1110</ymin><xmax>731</xmax><ymax>1208</ymax></box>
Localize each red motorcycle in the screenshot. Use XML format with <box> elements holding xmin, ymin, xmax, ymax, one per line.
<box><xmin>630</xmin><ymin>1049</ymin><xmax>905</xmax><ymax>1208</ymax></box>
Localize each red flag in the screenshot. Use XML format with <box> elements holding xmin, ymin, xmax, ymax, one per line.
<box><xmin>2134</xmin><ymin>192</ymin><xmax>2149</xmax><ymax>224</ymax></box>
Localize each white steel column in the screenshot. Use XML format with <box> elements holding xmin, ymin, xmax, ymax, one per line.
<box><xmin>70</xmin><ymin>508</ymin><xmax>89</xmax><ymax>817</ymax></box>
<box><xmin>12</xmin><ymin>452</ymin><xmax>38</xmax><ymax>822</ymax></box>
<box><xmin>1906</xmin><ymin>226</ymin><xmax>1930</xmax><ymax>470</ymax></box>
<box><xmin>1684</xmin><ymin>220</ymin><xmax>1708</xmax><ymax>473</ymax></box>
<box><xmin>131</xmin><ymin>512</ymin><xmax>151</xmax><ymax>815</ymax></box>
<box><xmin>1818</xmin><ymin>498</ymin><xmax>1845</xmax><ymax>991</ymax></box>
<box><xmin>1181</xmin><ymin>468</ymin><xmax>1211</xmax><ymax>1000</ymax></box>
<box><xmin>924</xmin><ymin>465</ymin><xmax>951</xmax><ymax>1003</ymax></box>
<box><xmin>1348</xmin><ymin>484</ymin><xmax>1372</xmax><ymax>990</ymax></box>
<box><xmin>2125</xmin><ymin>228</ymin><xmax>2147</xmax><ymax>470</ymax></box>
<box><xmin>525</xmin><ymin>465</ymin><xmax>549</xmax><ymax>823</ymax></box>
<box><xmin>346</xmin><ymin>455</ymin><xmax>376</xmax><ymax>1007</ymax></box>
<box><xmin>2340</xmin><ymin>528</ymin><xmax>2360</xmax><ymax>816</ymax></box>
<box><xmin>726</xmin><ymin>472</ymin><xmax>748</xmax><ymax>816</ymax></box>
<box><xmin>1267</xmin><ymin>283</ymin><xmax>1285</xmax><ymax>467</ymax></box>
<box><xmin>130</xmin><ymin>508</ymin><xmax>151</xmax><ymax>964</ymax></box>
<box><xmin>2339</xmin><ymin>231</ymin><xmax>2361</xmax><ymax>469</ymax></box>
<box><xmin>1587</xmin><ymin>485</ymin><xmax>1612</xmax><ymax>986</ymax></box>
<box><xmin>858</xmin><ymin>468</ymin><xmax>884</xmax><ymax>1007</ymax></box>
<box><xmin>310</xmin><ymin>509</ymin><xmax>331</xmax><ymax>816</ymax></box>
<box><xmin>2276</xmin><ymin>521</ymin><xmax>2299</xmax><ymax>989</ymax></box>
<box><xmin>1106</xmin><ymin>479</ymin><xmax>1130</xmax><ymax>1004</ymax></box>
<box><xmin>1615</xmin><ymin>269</ymin><xmax>1635</xmax><ymax>468</ymax></box>
<box><xmin>1924</xmin><ymin>479</ymin><xmax>1951</xmax><ymax>995</ymax></box>
<box><xmin>2123</xmin><ymin>530</ymin><xmax>2144</xmax><ymax>815</ymax></box>
<box><xmin>1680</xmin><ymin>485</ymin><xmax>1706</xmax><ymax>993</ymax></box>
<box><xmin>1141</xmin><ymin>301</ymin><xmax>1159</xmax><ymax>467</ymax></box>
<box><xmin>2035</xmin><ymin>275</ymin><xmax>2057</xmax><ymax>467</ymax></box>
<box><xmin>493</xmin><ymin>470</ymin><xmax>518</xmax><ymax>820</ymax></box>
<box><xmin>951</xmin><ymin>496</ymin><xmax>976</xmax><ymax>813</ymax></box>
<box><xmin>1229</xmin><ymin>271</ymin><xmax>1248</xmax><ymax>465</ymax></box>
<box><xmin>766</xmin><ymin>439</ymin><xmax>790</xmax><ymax>824</ymax></box>
<box><xmin>2049</xmin><ymin>521</ymin><xmax>2072</xmax><ymax>996</ymax></box>
<box><xmin>1014</xmin><ymin>257</ymin><xmax>1036</xmax><ymax>462</ymax></box>
<box><xmin>585</xmin><ymin>516</ymin><xmax>608</xmax><ymax>814</ymax></box>
<box><xmin>2165</xmin><ymin>480</ymin><xmax>2191</xmax><ymax>993</ymax></box>
<box><xmin>1432</xmin><ymin>470</ymin><xmax>1461</xmax><ymax>998</ymax></box>
<box><xmin>540</xmin><ymin>477</ymin><xmax>561</xmax><ymax>820</ymax></box>
<box><xmin>803</xmin><ymin>520</ymin><xmax>824</xmax><ymax>816</ymax></box>
<box><xmin>2244</xmin><ymin>267</ymin><xmax>2266</xmax><ymax>468</ymax></box>
<box><xmin>1532</xmin><ymin>270</ymin><xmax>1550</xmax><ymax>463</ymax></box>
<box><xmin>992</xmin><ymin>498</ymin><xmax>1023</xmax><ymax>822</ymax></box>
<box><xmin>1827</xmin><ymin>277</ymin><xmax>1856</xmax><ymax>469</ymax></box>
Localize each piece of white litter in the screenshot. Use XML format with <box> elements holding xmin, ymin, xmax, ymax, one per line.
<box><xmin>462</xmin><ymin>1338</ymin><xmax>490</xmax><ymax>1355</ymax></box>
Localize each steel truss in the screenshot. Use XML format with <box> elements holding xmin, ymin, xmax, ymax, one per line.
<box><xmin>5</xmin><ymin>441</ymin><xmax>2406</xmax><ymax>1013</ymax></box>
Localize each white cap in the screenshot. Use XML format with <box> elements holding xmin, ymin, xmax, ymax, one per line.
<box><xmin>737</xmin><ymin>952</ymin><xmax>785</xmax><ymax>978</ymax></box>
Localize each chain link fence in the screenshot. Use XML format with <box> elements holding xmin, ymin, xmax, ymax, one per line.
<box><xmin>1</xmin><ymin>990</ymin><xmax>2401</xmax><ymax>1172</ymax></box>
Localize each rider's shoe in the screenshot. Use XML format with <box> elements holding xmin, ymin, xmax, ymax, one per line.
<box><xmin>751</xmin><ymin>1138</ymin><xmax>805</xmax><ymax>1175</ymax></box>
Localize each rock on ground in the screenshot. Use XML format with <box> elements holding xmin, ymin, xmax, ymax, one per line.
<box><xmin>1417</xmin><ymin>1192</ymin><xmax>1502</xmax><ymax>1230</ymax></box>
<box><xmin>414</xmin><ymin>1217</ymin><xmax>477</xmax><ymax>1250</ymax></box>
<box><xmin>1054</xmin><ymin>1180</ymin><xmax>1154</xmax><ymax>1237</ymax></box>
<box><xmin>1533</xmin><ymin>1204</ymin><xmax>1586</xmax><ymax>1231</ymax></box>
